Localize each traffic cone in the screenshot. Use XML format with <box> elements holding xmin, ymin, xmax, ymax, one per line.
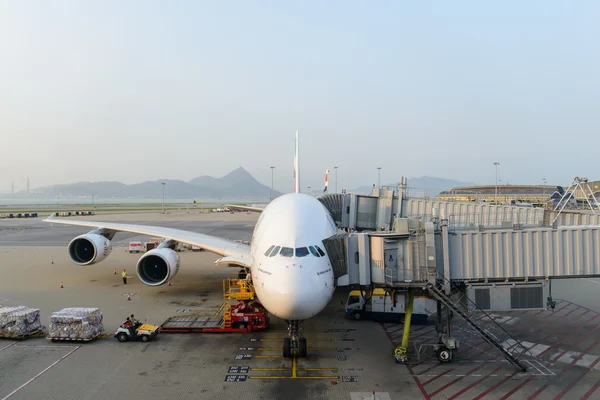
<box><xmin>127</xmin><ymin>293</ymin><xmax>131</xmax><ymax>301</ymax></box>
<box><xmin>168</xmin><ymin>281</ymin><xmax>171</xmax><ymax>286</ymax></box>
<box><xmin>113</xmin><ymin>268</ymin><xmax>117</xmax><ymax>275</ymax></box>
<box><xmin>60</xmin><ymin>281</ymin><xmax>64</xmax><ymax>288</ymax></box>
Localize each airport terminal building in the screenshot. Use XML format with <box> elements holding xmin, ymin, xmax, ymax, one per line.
<box><xmin>437</xmin><ymin>181</ymin><xmax>600</xmax><ymax>206</ymax></box>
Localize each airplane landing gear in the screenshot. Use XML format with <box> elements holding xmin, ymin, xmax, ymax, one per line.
<box><xmin>283</xmin><ymin>320</ymin><xmax>307</xmax><ymax>358</ymax></box>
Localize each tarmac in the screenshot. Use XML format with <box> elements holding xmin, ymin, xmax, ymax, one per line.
<box><xmin>0</xmin><ymin>212</ymin><xmax>599</xmax><ymax>399</ymax></box>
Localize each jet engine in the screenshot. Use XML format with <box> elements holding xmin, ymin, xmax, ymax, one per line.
<box><xmin>67</xmin><ymin>233</ymin><xmax>112</xmax><ymax>265</ymax></box>
<box><xmin>136</xmin><ymin>248</ymin><xmax>180</xmax><ymax>286</ymax></box>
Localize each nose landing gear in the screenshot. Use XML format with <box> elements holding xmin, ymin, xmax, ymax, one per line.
<box><xmin>283</xmin><ymin>320</ymin><xmax>307</xmax><ymax>358</ymax></box>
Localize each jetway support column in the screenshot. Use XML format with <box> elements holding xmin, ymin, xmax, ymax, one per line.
<box><xmin>440</xmin><ymin>213</ymin><xmax>451</xmax><ymax>295</ymax></box>
<box><xmin>393</xmin><ymin>290</ymin><xmax>414</xmax><ymax>363</ymax></box>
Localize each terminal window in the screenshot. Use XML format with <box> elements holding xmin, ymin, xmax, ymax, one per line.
<box><xmin>510</xmin><ymin>286</ymin><xmax>543</xmax><ymax>309</ymax></box>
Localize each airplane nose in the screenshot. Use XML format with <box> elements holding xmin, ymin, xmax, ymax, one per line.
<box><xmin>258</xmin><ymin>260</ymin><xmax>333</xmax><ymax>320</ymax></box>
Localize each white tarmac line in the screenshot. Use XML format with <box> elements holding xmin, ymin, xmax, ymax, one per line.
<box><xmin>1</xmin><ymin>346</ymin><xmax>80</xmax><ymax>400</ymax></box>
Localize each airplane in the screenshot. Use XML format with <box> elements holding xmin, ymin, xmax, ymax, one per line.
<box><xmin>43</xmin><ymin>131</ymin><xmax>338</xmax><ymax>358</ymax></box>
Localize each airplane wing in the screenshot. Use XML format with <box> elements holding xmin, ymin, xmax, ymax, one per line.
<box><xmin>43</xmin><ymin>214</ymin><xmax>252</xmax><ymax>267</ymax></box>
<box><xmin>226</xmin><ymin>204</ymin><xmax>265</xmax><ymax>213</ymax></box>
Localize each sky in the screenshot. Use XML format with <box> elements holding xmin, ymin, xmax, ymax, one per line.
<box><xmin>1</xmin><ymin>1</ymin><xmax>599</xmax><ymax>195</ymax></box>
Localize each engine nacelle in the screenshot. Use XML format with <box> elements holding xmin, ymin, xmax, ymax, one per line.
<box><xmin>136</xmin><ymin>248</ymin><xmax>180</xmax><ymax>286</ymax></box>
<box><xmin>67</xmin><ymin>233</ymin><xmax>112</xmax><ymax>265</ymax></box>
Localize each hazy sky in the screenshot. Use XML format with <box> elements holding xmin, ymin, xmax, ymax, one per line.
<box><xmin>1</xmin><ymin>1</ymin><xmax>599</xmax><ymax>194</ymax></box>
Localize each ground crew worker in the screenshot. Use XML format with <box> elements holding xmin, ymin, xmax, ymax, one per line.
<box><xmin>124</xmin><ymin>317</ymin><xmax>136</xmax><ymax>336</ymax></box>
<box><xmin>122</xmin><ymin>269</ymin><xmax>127</xmax><ymax>284</ymax></box>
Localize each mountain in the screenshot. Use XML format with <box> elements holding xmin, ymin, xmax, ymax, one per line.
<box><xmin>29</xmin><ymin>167</ymin><xmax>282</xmax><ymax>199</ymax></box>
<box><xmin>350</xmin><ymin>176</ymin><xmax>476</xmax><ymax>196</ymax></box>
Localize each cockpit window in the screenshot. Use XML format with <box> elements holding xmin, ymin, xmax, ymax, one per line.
<box><xmin>269</xmin><ymin>246</ymin><xmax>281</xmax><ymax>257</ymax></box>
<box><xmin>308</xmin><ymin>246</ymin><xmax>319</xmax><ymax>257</ymax></box>
<box><xmin>264</xmin><ymin>245</ymin><xmax>275</xmax><ymax>256</ymax></box>
<box><xmin>295</xmin><ymin>247</ymin><xmax>309</xmax><ymax>257</ymax></box>
<box><xmin>315</xmin><ymin>245</ymin><xmax>326</xmax><ymax>257</ymax></box>
<box><xmin>280</xmin><ymin>247</ymin><xmax>293</xmax><ymax>257</ymax></box>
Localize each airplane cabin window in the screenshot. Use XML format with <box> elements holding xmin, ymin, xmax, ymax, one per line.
<box><xmin>308</xmin><ymin>246</ymin><xmax>319</xmax><ymax>257</ymax></box>
<box><xmin>264</xmin><ymin>245</ymin><xmax>275</xmax><ymax>256</ymax></box>
<box><xmin>280</xmin><ymin>247</ymin><xmax>293</xmax><ymax>257</ymax></box>
<box><xmin>315</xmin><ymin>245</ymin><xmax>326</xmax><ymax>257</ymax></box>
<box><xmin>295</xmin><ymin>247</ymin><xmax>309</xmax><ymax>257</ymax></box>
<box><xmin>269</xmin><ymin>246</ymin><xmax>281</xmax><ymax>257</ymax></box>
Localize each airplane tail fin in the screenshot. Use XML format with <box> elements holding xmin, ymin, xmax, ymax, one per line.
<box><xmin>323</xmin><ymin>169</ymin><xmax>329</xmax><ymax>193</ymax></box>
<box><xmin>293</xmin><ymin>130</ymin><xmax>300</xmax><ymax>193</ymax></box>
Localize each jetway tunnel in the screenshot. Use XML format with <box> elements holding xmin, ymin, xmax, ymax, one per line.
<box><xmin>319</xmin><ymin>189</ymin><xmax>600</xmax><ymax>370</ymax></box>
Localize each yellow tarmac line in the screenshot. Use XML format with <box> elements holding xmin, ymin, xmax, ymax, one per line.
<box><xmin>292</xmin><ymin>357</ymin><xmax>297</xmax><ymax>378</ymax></box>
<box><xmin>257</xmin><ymin>347</ymin><xmax>334</xmax><ymax>351</ymax></box>
<box><xmin>251</xmin><ymin>368</ymin><xmax>338</xmax><ymax>371</ymax></box>
<box><xmin>251</xmin><ymin>368</ymin><xmax>291</xmax><ymax>371</ymax></box>
<box><xmin>254</xmin><ymin>355</ymin><xmax>336</xmax><ymax>359</ymax></box>
<box><xmin>248</xmin><ymin>376</ymin><xmax>340</xmax><ymax>380</ymax></box>
<box><xmin>254</xmin><ymin>355</ymin><xmax>283</xmax><ymax>359</ymax></box>
<box><xmin>255</xmin><ymin>338</ymin><xmax>333</xmax><ymax>342</ymax></box>
<box><xmin>301</xmin><ymin>368</ymin><xmax>338</xmax><ymax>371</ymax></box>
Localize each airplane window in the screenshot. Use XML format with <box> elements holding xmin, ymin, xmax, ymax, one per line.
<box><xmin>269</xmin><ymin>246</ymin><xmax>281</xmax><ymax>257</ymax></box>
<box><xmin>295</xmin><ymin>247</ymin><xmax>309</xmax><ymax>257</ymax></box>
<box><xmin>315</xmin><ymin>245</ymin><xmax>326</xmax><ymax>257</ymax></box>
<box><xmin>308</xmin><ymin>246</ymin><xmax>319</xmax><ymax>257</ymax></box>
<box><xmin>280</xmin><ymin>247</ymin><xmax>293</xmax><ymax>257</ymax></box>
<box><xmin>264</xmin><ymin>245</ymin><xmax>275</xmax><ymax>256</ymax></box>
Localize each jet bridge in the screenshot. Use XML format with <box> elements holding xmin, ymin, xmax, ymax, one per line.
<box><xmin>318</xmin><ymin>178</ymin><xmax>600</xmax><ymax>232</ymax></box>
<box><xmin>322</xmin><ymin>209</ymin><xmax>600</xmax><ymax>370</ymax></box>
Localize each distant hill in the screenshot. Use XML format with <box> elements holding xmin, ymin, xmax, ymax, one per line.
<box><xmin>350</xmin><ymin>176</ymin><xmax>476</xmax><ymax>196</ymax></box>
<box><xmin>28</xmin><ymin>167</ymin><xmax>282</xmax><ymax>199</ymax></box>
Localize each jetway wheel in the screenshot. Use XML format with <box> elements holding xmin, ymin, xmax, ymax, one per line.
<box><xmin>436</xmin><ymin>347</ymin><xmax>453</xmax><ymax>363</ymax></box>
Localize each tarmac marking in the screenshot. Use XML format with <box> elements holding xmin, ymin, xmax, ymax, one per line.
<box><xmin>427</xmin><ymin>365</ymin><xmax>488</xmax><ymax>397</ymax></box>
<box><xmin>560</xmin><ymin>306</ymin><xmax>583</xmax><ymax>318</ymax></box>
<box><xmin>406</xmin><ymin>365</ymin><xmax>431</xmax><ymax>399</ymax></box>
<box><xmin>528</xmin><ymin>324</ymin><xmax>600</xmax><ymax>399</ymax></box>
<box><xmin>446</xmin><ymin>365</ymin><xmax>504</xmax><ymax>400</ymax></box>
<box><xmin>14</xmin><ymin>345</ymin><xmax>77</xmax><ymax>349</ymax></box>
<box><xmin>1</xmin><ymin>345</ymin><xmax>80</xmax><ymax>400</ymax></box>
<box><xmin>581</xmin><ymin>381</ymin><xmax>600</xmax><ymax>400</ymax></box>
<box><xmin>0</xmin><ymin>341</ymin><xmax>17</xmax><ymax>352</ymax></box>
<box><xmin>541</xmin><ymin>301</ymin><xmax>571</xmax><ymax>317</ymax></box>
<box><xmin>535</xmin><ymin>312</ymin><xmax>600</xmax><ymax>359</ymax></box>
<box><xmin>472</xmin><ymin>371</ymin><xmax>519</xmax><ymax>400</ymax></box>
<box><xmin>554</xmin><ymin>356</ymin><xmax>600</xmax><ymax>399</ymax></box>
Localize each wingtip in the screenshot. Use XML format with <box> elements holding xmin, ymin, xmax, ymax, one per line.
<box><xmin>43</xmin><ymin>212</ymin><xmax>56</xmax><ymax>222</ymax></box>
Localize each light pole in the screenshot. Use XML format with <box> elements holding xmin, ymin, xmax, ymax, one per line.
<box><xmin>307</xmin><ymin>185</ymin><xmax>311</xmax><ymax>197</ymax></box>
<box><xmin>493</xmin><ymin>162</ymin><xmax>499</xmax><ymax>205</ymax></box>
<box><xmin>543</xmin><ymin>177</ymin><xmax>547</xmax><ymax>196</ymax></box>
<box><xmin>334</xmin><ymin>166</ymin><xmax>338</xmax><ymax>194</ymax></box>
<box><xmin>270</xmin><ymin>166</ymin><xmax>275</xmax><ymax>201</ymax></box>
<box><xmin>377</xmin><ymin>167</ymin><xmax>382</xmax><ymax>190</ymax></box>
<box><xmin>161</xmin><ymin>182</ymin><xmax>166</xmax><ymax>214</ymax></box>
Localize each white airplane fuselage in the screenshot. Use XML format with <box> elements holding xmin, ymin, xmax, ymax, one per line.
<box><xmin>249</xmin><ymin>193</ymin><xmax>337</xmax><ymax>321</ymax></box>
